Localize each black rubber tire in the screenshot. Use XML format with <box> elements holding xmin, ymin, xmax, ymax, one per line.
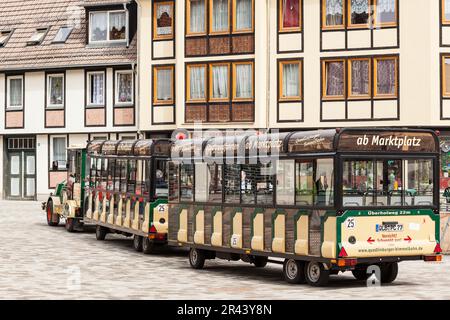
<box><xmin>95</xmin><ymin>225</ymin><xmax>107</xmax><ymax>241</ymax></box>
<box><xmin>380</xmin><ymin>262</ymin><xmax>398</xmax><ymax>284</ymax></box>
<box><xmin>283</xmin><ymin>259</ymin><xmax>306</xmax><ymax>284</ymax></box>
<box><xmin>352</xmin><ymin>267</ymin><xmax>370</xmax><ymax>281</ymax></box>
<box><xmin>189</xmin><ymin>248</ymin><xmax>206</xmax><ymax>269</ymax></box>
<box><xmin>253</xmin><ymin>256</ymin><xmax>268</xmax><ymax>268</ymax></box>
<box><xmin>46</xmin><ymin>200</ymin><xmax>59</xmax><ymax>227</ymax></box>
<box><xmin>65</xmin><ymin>218</ymin><xmax>75</xmax><ymax>233</ymax></box>
<box><xmin>142</xmin><ymin>237</ymin><xmax>155</xmax><ymax>254</ymax></box>
<box><xmin>133</xmin><ymin>235</ymin><xmax>143</xmax><ymax>252</ymax></box>
<box><xmin>305</xmin><ymin>261</ymin><xmax>330</xmax><ymax>287</ymax></box>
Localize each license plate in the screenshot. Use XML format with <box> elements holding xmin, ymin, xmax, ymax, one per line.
<box><xmin>376</xmin><ymin>224</ymin><xmax>403</xmax><ymax>232</ymax></box>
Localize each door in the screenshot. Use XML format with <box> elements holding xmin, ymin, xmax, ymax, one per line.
<box><xmin>6</xmin><ymin>151</ymin><xmax>36</xmax><ymax>200</ymax></box>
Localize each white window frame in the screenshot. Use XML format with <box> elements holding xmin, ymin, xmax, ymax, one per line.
<box><xmin>47</xmin><ymin>74</ymin><xmax>65</xmax><ymax>109</ymax></box>
<box><xmin>86</xmin><ymin>71</ymin><xmax>106</xmax><ymax>107</ymax></box>
<box><xmin>88</xmin><ymin>10</ymin><xmax>129</xmax><ymax>44</ymax></box>
<box><xmin>115</xmin><ymin>70</ymin><xmax>134</xmax><ymax>106</ymax></box>
<box><xmin>7</xmin><ymin>75</ymin><xmax>24</xmax><ymax>109</ymax></box>
<box><xmin>50</xmin><ymin>135</ymin><xmax>67</xmax><ymax>171</ymax></box>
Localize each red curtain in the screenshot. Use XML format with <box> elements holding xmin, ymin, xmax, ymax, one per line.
<box><xmin>282</xmin><ymin>0</ymin><xmax>300</xmax><ymax>28</ymax></box>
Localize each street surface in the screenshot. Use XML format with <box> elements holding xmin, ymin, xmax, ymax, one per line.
<box><xmin>0</xmin><ymin>201</ymin><xmax>448</xmax><ymax>300</ymax></box>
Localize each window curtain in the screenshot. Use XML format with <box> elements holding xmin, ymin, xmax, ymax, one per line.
<box><xmin>235</xmin><ymin>0</ymin><xmax>252</xmax><ymax>30</ymax></box>
<box><xmin>351</xmin><ymin>60</ymin><xmax>369</xmax><ymax>96</ymax></box>
<box><xmin>90</xmin><ymin>74</ymin><xmax>104</xmax><ymax>105</ymax></box>
<box><xmin>282</xmin><ymin>0</ymin><xmax>300</xmax><ymax>28</ymax></box>
<box><xmin>50</xmin><ymin>76</ymin><xmax>63</xmax><ymax>105</ymax></box>
<box><xmin>190</xmin><ymin>0</ymin><xmax>206</xmax><ymax>33</ymax></box>
<box><xmin>376</xmin><ymin>0</ymin><xmax>395</xmax><ymax>24</ymax></box>
<box><xmin>351</xmin><ymin>0</ymin><xmax>369</xmax><ymax>24</ymax></box>
<box><xmin>157</xmin><ymin>69</ymin><xmax>173</xmax><ymax>101</ymax></box>
<box><xmin>190</xmin><ymin>66</ymin><xmax>206</xmax><ymax>99</ymax></box>
<box><xmin>326</xmin><ymin>62</ymin><xmax>344</xmax><ymax>96</ymax></box>
<box><xmin>377</xmin><ymin>59</ymin><xmax>396</xmax><ymax>95</ymax></box>
<box><xmin>109</xmin><ymin>12</ymin><xmax>126</xmax><ymax>40</ymax></box>
<box><xmin>282</xmin><ymin>63</ymin><xmax>299</xmax><ymax>98</ymax></box>
<box><xmin>445</xmin><ymin>58</ymin><xmax>450</xmax><ymax>94</ymax></box>
<box><xmin>212</xmin><ymin>0</ymin><xmax>229</xmax><ymax>32</ymax></box>
<box><xmin>446</xmin><ymin>0</ymin><xmax>450</xmax><ymax>21</ymax></box>
<box><xmin>325</xmin><ymin>0</ymin><xmax>343</xmax><ymax>26</ymax></box>
<box><xmin>118</xmin><ymin>73</ymin><xmax>133</xmax><ymax>103</ymax></box>
<box><xmin>235</xmin><ymin>64</ymin><xmax>252</xmax><ymax>99</ymax></box>
<box><xmin>9</xmin><ymin>79</ymin><xmax>22</xmax><ymax>107</ymax></box>
<box><xmin>53</xmin><ymin>137</ymin><xmax>66</xmax><ymax>169</ymax></box>
<box><xmin>90</xmin><ymin>12</ymin><xmax>107</xmax><ymax>41</ymax></box>
<box><xmin>212</xmin><ymin>66</ymin><xmax>229</xmax><ymax>99</ymax></box>
<box><xmin>156</xmin><ymin>4</ymin><xmax>173</xmax><ymax>36</ymax></box>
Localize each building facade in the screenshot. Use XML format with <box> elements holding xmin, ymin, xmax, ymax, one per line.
<box><xmin>0</xmin><ymin>0</ymin><xmax>139</xmax><ymax>200</ymax></box>
<box><xmin>137</xmin><ymin>0</ymin><xmax>450</xmax><ymax>193</ymax></box>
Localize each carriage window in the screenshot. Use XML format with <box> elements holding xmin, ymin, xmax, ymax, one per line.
<box><xmin>315</xmin><ymin>159</ymin><xmax>334</xmax><ymax>206</ymax></box>
<box><xmin>107</xmin><ymin>159</ymin><xmax>116</xmax><ymax>191</ymax></box>
<box><xmin>224</xmin><ymin>164</ymin><xmax>241</xmax><ymax>203</ymax></box>
<box><xmin>127</xmin><ymin>160</ymin><xmax>137</xmax><ymax>193</ymax></box>
<box><xmin>276</xmin><ymin>160</ymin><xmax>295</xmax><ymax>205</ymax></box>
<box><xmin>180</xmin><ymin>164</ymin><xmax>194</xmax><ymax>201</ymax></box>
<box><xmin>241</xmin><ymin>165</ymin><xmax>256</xmax><ymax>204</ymax></box>
<box><xmin>100</xmin><ymin>158</ymin><xmax>108</xmax><ymax>189</ymax></box>
<box><xmin>256</xmin><ymin>164</ymin><xmax>274</xmax><ymax>205</ymax></box>
<box><xmin>296</xmin><ymin>160</ymin><xmax>314</xmax><ymax>206</ymax></box>
<box><xmin>208</xmin><ymin>164</ymin><xmax>223</xmax><ymax>202</ymax></box>
<box><xmin>135</xmin><ymin>160</ymin><xmax>144</xmax><ymax>196</ymax></box>
<box><xmin>155</xmin><ymin>160</ymin><xmax>168</xmax><ymax>198</ymax></box>
<box><xmin>117</xmin><ymin>160</ymin><xmax>128</xmax><ymax>193</ymax></box>
<box><xmin>169</xmin><ymin>162</ymin><xmax>180</xmax><ymax>202</ymax></box>
<box><xmin>407</xmin><ymin>160</ymin><xmax>434</xmax><ymax>206</ymax></box>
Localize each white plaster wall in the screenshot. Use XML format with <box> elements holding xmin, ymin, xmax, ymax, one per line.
<box><xmin>36</xmin><ymin>134</ymin><xmax>49</xmax><ymax>200</ymax></box>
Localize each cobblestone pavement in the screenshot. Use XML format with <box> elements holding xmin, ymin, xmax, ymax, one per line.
<box><xmin>0</xmin><ymin>201</ymin><xmax>449</xmax><ymax>300</ymax></box>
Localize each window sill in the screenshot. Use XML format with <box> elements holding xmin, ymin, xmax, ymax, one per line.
<box><xmin>46</xmin><ymin>105</ymin><xmax>64</xmax><ymax>110</ymax></box>
<box><xmin>114</xmin><ymin>102</ymin><xmax>134</xmax><ymax>108</ymax></box>
<box><xmin>86</xmin><ymin>105</ymin><xmax>106</xmax><ymax>109</ymax></box>
<box><xmin>6</xmin><ymin>107</ymin><xmax>23</xmax><ymax>111</ymax></box>
<box><xmin>49</xmin><ymin>169</ymin><xmax>68</xmax><ymax>172</ymax></box>
<box><xmin>86</xmin><ymin>41</ymin><xmax>127</xmax><ymax>48</ymax></box>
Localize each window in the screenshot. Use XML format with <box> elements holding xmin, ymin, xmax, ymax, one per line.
<box><xmin>209</xmin><ymin>63</ymin><xmax>230</xmax><ymax>101</ymax></box>
<box><xmin>348</xmin><ymin>58</ymin><xmax>370</xmax><ymax>98</ymax></box>
<box><xmin>187</xmin><ymin>0</ymin><xmax>206</xmax><ymax>35</ymax></box>
<box><xmin>276</xmin><ymin>160</ymin><xmax>295</xmax><ymax>205</ymax></box>
<box><xmin>155</xmin><ymin>159</ymin><xmax>169</xmax><ymax>198</ymax></box>
<box><xmin>443</xmin><ymin>0</ymin><xmax>450</xmax><ymax>24</ymax></box>
<box><xmin>233</xmin><ymin>62</ymin><xmax>253</xmax><ymax>101</ymax></box>
<box><xmin>208</xmin><ymin>164</ymin><xmax>223</xmax><ymax>202</ymax></box>
<box><xmin>28</xmin><ymin>28</ymin><xmax>48</xmax><ymax>45</ymax></box>
<box><xmin>297</xmin><ymin>159</ymin><xmax>334</xmax><ymax>206</ymax></box>
<box><xmin>51</xmin><ymin>136</ymin><xmax>67</xmax><ymax>170</ymax></box>
<box><xmin>374</xmin><ymin>57</ymin><xmax>397</xmax><ymax>98</ymax></box>
<box><xmin>115</xmin><ymin>70</ymin><xmax>134</xmax><ymax>105</ymax></box>
<box><xmin>187</xmin><ymin>64</ymin><xmax>207</xmax><ymax>102</ymax></box>
<box><xmin>233</xmin><ymin>0</ymin><xmax>253</xmax><ymax>32</ymax></box>
<box><xmin>210</xmin><ymin>0</ymin><xmax>230</xmax><ymax>34</ymax></box>
<box><xmin>89</xmin><ymin>10</ymin><xmax>127</xmax><ymax>43</ymax></box>
<box><xmin>154</xmin><ymin>1</ymin><xmax>174</xmax><ymax>40</ymax></box>
<box><xmin>323</xmin><ymin>0</ymin><xmax>344</xmax><ymax>29</ymax></box>
<box><xmin>342</xmin><ymin>159</ymin><xmax>434</xmax><ymax>207</ymax></box>
<box><xmin>323</xmin><ymin>60</ymin><xmax>345</xmax><ymax>99</ymax></box>
<box><xmin>279</xmin><ymin>60</ymin><xmax>302</xmax><ymax>101</ymax></box>
<box><xmin>7</xmin><ymin>75</ymin><xmax>24</xmax><ymax>109</ymax></box>
<box><xmin>153</xmin><ymin>66</ymin><xmax>174</xmax><ymax>105</ymax></box>
<box><xmin>279</xmin><ymin>0</ymin><xmax>301</xmax><ymax>32</ymax></box>
<box><xmin>180</xmin><ymin>164</ymin><xmax>195</xmax><ymax>201</ymax></box>
<box><xmin>0</xmin><ymin>30</ymin><xmax>12</xmax><ymax>47</ymax></box>
<box><xmin>349</xmin><ymin>0</ymin><xmax>370</xmax><ymax>27</ymax></box>
<box><xmin>375</xmin><ymin>0</ymin><xmax>396</xmax><ymax>26</ymax></box>
<box><xmin>224</xmin><ymin>164</ymin><xmax>241</xmax><ymax>203</ymax></box>
<box><xmin>87</xmin><ymin>71</ymin><xmax>105</xmax><ymax>106</ymax></box>
<box><xmin>53</xmin><ymin>27</ymin><xmax>73</xmax><ymax>43</ymax></box>
<box><xmin>443</xmin><ymin>56</ymin><xmax>450</xmax><ymax>97</ymax></box>
<box><xmin>47</xmin><ymin>74</ymin><xmax>64</xmax><ymax>108</ymax></box>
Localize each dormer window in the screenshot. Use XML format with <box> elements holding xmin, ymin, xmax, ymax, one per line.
<box><xmin>89</xmin><ymin>10</ymin><xmax>127</xmax><ymax>44</ymax></box>
<box><xmin>0</xmin><ymin>30</ymin><xmax>12</xmax><ymax>47</ymax></box>
<box><xmin>28</xmin><ymin>28</ymin><xmax>48</xmax><ymax>45</ymax></box>
<box><xmin>53</xmin><ymin>26</ymin><xmax>73</xmax><ymax>43</ymax></box>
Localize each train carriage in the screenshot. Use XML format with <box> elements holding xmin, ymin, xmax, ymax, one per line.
<box><xmin>84</xmin><ymin>139</ymin><xmax>171</xmax><ymax>253</ymax></box>
<box><xmin>168</xmin><ymin>128</ymin><xmax>442</xmax><ymax>286</ymax></box>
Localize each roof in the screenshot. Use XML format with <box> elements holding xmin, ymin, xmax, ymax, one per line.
<box><xmin>87</xmin><ymin>139</ymin><xmax>172</xmax><ymax>157</ymax></box>
<box><xmin>0</xmin><ymin>0</ymin><xmax>137</xmax><ymax>72</ymax></box>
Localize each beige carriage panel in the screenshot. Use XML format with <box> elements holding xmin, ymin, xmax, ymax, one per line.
<box><xmin>194</xmin><ymin>210</ymin><xmax>205</xmax><ymax>244</ymax></box>
<box><xmin>340</xmin><ymin>215</ymin><xmax>437</xmax><ymax>258</ymax></box>
<box><xmin>132</xmin><ymin>202</ymin><xmax>141</xmax><ymax>231</ymax></box>
<box><xmin>72</xmin><ymin>183</ymin><xmax>81</xmax><ymax>204</ymax></box>
<box><xmin>231</xmin><ymin>212</ymin><xmax>243</xmax><ymax>249</ymax></box>
<box><xmin>295</xmin><ymin>215</ymin><xmax>309</xmax><ymax>256</ymax></box>
<box><xmin>177</xmin><ymin>209</ymin><xmax>188</xmax><ymax>243</ymax></box>
<box><xmin>123</xmin><ymin>200</ymin><xmax>132</xmax><ymax>228</ymax></box>
<box><xmin>153</xmin><ymin>203</ymin><xmax>169</xmax><ymax>234</ymax></box>
<box><xmin>321</xmin><ymin>217</ymin><xmax>337</xmax><ymax>258</ymax></box>
<box><xmin>107</xmin><ymin>197</ymin><xmax>115</xmax><ymax>224</ymax></box>
<box><xmin>142</xmin><ymin>203</ymin><xmax>151</xmax><ymax>233</ymax></box>
<box><xmin>100</xmin><ymin>197</ymin><xmax>108</xmax><ymax>223</ymax></box>
<box><xmin>211</xmin><ymin>211</ymin><xmax>223</xmax><ymax>247</ymax></box>
<box><xmin>93</xmin><ymin>195</ymin><xmax>101</xmax><ymax>221</ymax></box>
<box><xmin>272</xmin><ymin>214</ymin><xmax>286</xmax><ymax>253</ymax></box>
<box><xmin>251</xmin><ymin>213</ymin><xmax>264</xmax><ymax>252</ymax></box>
<box><xmin>86</xmin><ymin>193</ymin><xmax>93</xmax><ymax>219</ymax></box>
<box><xmin>65</xmin><ymin>200</ymin><xmax>78</xmax><ymax>218</ymax></box>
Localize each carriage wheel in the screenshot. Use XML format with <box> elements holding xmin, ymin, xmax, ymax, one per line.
<box><xmin>283</xmin><ymin>259</ymin><xmax>306</xmax><ymax>284</ymax></box>
<box><xmin>133</xmin><ymin>235</ymin><xmax>143</xmax><ymax>252</ymax></box>
<box><xmin>189</xmin><ymin>248</ymin><xmax>206</xmax><ymax>269</ymax></box>
<box><xmin>305</xmin><ymin>261</ymin><xmax>330</xmax><ymax>287</ymax></box>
